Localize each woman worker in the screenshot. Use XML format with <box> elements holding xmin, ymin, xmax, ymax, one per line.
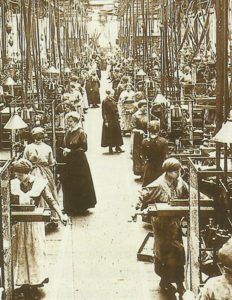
<box><xmin>11</xmin><ymin>159</ymin><xmax>68</xmax><ymax>297</ymax></box>
<box><xmin>61</xmin><ymin>111</ymin><xmax>97</xmax><ymax>215</ymax></box>
<box><xmin>139</xmin><ymin>158</ymin><xmax>189</xmax><ymax>297</ymax></box>
<box><xmin>23</xmin><ymin>127</ymin><xmax>58</xmax><ymax>204</ymax></box>
<box><xmin>101</xmin><ymin>89</ymin><xmax>124</xmax><ymax>154</ymax></box>
<box><xmin>131</xmin><ymin>99</ymin><xmax>148</xmax><ymax>181</ymax></box>
<box><xmin>118</xmin><ymin>84</ymin><xmax>136</xmax><ymax>134</ymax></box>
<box><xmin>23</xmin><ymin>127</ymin><xmax>59</xmax><ymax>228</ymax></box>
<box><xmin>142</xmin><ymin>120</ymin><xmax>168</xmax><ymax>187</ymax></box>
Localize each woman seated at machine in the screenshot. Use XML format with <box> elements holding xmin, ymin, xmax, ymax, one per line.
<box><xmin>138</xmin><ymin>158</ymin><xmax>189</xmax><ymax>297</ymax></box>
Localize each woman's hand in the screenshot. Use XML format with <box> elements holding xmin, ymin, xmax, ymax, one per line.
<box><xmin>60</xmin><ymin>213</ymin><xmax>69</xmax><ymax>226</ymax></box>
<box><xmin>63</xmin><ymin>147</ymin><xmax>71</xmax><ymax>157</ymax></box>
<box><xmin>53</xmin><ymin>204</ymin><xmax>70</xmax><ymax>225</ymax></box>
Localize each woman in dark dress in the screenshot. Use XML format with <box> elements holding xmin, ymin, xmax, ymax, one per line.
<box><xmin>142</xmin><ymin>120</ymin><xmax>168</xmax><ymax>187</ymax></box>
<box><xmin>85</xmin><ymin>71</ymin><xmax>101</xmax><ymax>108</ymax></box>
<box><xmin>101</xmin><ymin>90</ymin><xmax>124</xmax><ymax>154</ymax></box>
<box><xmin>131</xmin><ymin>99</ymin><xmax>148</xmax><ymax>180</ymax></box>
<box><xmin>61</xmin><ymin>112</ymin><xmax>97</xmax><ymax>215</ymax></box>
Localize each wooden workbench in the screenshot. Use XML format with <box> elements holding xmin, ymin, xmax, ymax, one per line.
<box><xmin>146</xmin><ymin>203</ymin><xmax>214</xmax><ymax>217</ymax></box>
<box><xmin>11</xmin><ymin>208</ymin><xmax>51</xmax><ymax>222</ymax></box>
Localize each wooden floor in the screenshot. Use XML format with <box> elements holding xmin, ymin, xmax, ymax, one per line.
<box><xmin>14</xmin><ymin>72</ymin><xmax>178</xmax><ymax>300</ymax></box>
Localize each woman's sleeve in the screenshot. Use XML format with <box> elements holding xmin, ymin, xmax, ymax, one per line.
<box><xmin>197</xmin><ymin>281</ymin><xmax>213</xmax><ymax>300</ymax></box>
<box><xmin>23</xmin><ymin>146</ymin><xmax>30</xmax><ymax>160</ymax></box>
<box><xmin>48</xmin><ymin>149</ymin><xmax>56</xmax><ymax>166</ymax></box>
<box><xmin>102</xmin><ymin>101</ymin><xmax>107</xmax><ymax>122</ymax></box>
<box><xmin>79</xmin><ymin>131</ymin><xmax>88</xmax><ymax>151</ymax></box>
<box><xmin>140</xmin><ymin>185</ymin><xmax>162</xmax><ymax>209</ymax></box>
<box><xmin>181</xmin><ymin>180</ymin><xmax>190</xmax><ymax>198</ymax></box>
<box><xmin>41</xmin><ymin>187</ymin><xmax>57</xmax><ymax>208</ymax></box>
<box><xmin>131</xmin><ymin>114</ymin><xmax>137</xmax><ymax>129</ymax></box>
<box><xmin>69</xmin><ymin>130</ymin><xmax>88</xmax><ymax>152</ymax></box>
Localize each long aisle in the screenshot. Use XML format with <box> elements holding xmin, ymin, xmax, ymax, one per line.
<box><xmin>44</xmin><ymin>72</ymin><xmax>173</xmax><ymax>300</ymax></box>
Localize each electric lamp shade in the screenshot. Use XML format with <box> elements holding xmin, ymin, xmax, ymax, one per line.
<box><xmin>4</xmin><ymin>77</ymin><xmax>16</xmax><ymax>86</ymax></box>
<box><xmin>211</xmin><ymin>120</ymin><xmax>232</xmax><ymax>143</ymax></box>
<box><xmin>151</xmin><ymin>52</ymin><xmax>157</xmax><ymax>58</ymax></box>
<box><xmin>47</xmin><ymin>66</ymin><xmax>60</xmax><ymax>74</ymax></box>
<box><xmin>4</xmin><ymin>113</ymin><xmax>28</xmax><ymax>130</ymax></box>
<box><xmin>137</xmin><ymin>69</ymin><xmax>146</xmax><ymax>76</ymax></box>
<box><xmin>144</xmin><ymin>76</ymin><xmax>150</xmax><ymax>83</ymax></box>
<box><xmin>154</xmin><ymin>93</ymin><xmax>168</xmax><ymax>105</ymax></box>
<box><xmin>64</xmin><ymin>67</ymin><xmax>71</xmax><ymax>73</ymax></box>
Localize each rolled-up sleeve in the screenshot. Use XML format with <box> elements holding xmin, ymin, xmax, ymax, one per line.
<box><xmin>41</xmin><ymin>187</ymin><xmax>57</xmax><ymax>208</ymax></box>
<box><xmin>140</xmin><ymin>186</ymin><xmax>162</xmax><ymax>209</ymax></box>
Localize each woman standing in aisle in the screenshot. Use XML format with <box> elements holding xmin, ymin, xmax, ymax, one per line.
<box><xmin>118</xmin><ymin>84</ymin><xmax>135</xmax><ymax>133</ymax></box>
<box><xmin>85</xmin><ymin>71</ymin><xmax>101</xmax><ymax>108</ymax></box>
<box><xmin>142</xmin><ymin>121</ymin><xmax>168</xmax><ymax>187</ymax></box>
<box><xmin>11</xmin><ymin>159</ymin><xmax>68</xmax><ymax>298</ymax></box>
<box><xmin>61</xmin><ymin>111</ymin><xmax>97</xmax><ymax>215</ymax></box>
<box><xmin>131</xmin><ymin>99</ymin><xmax>148</xmax><ymax>181</ymax></box>
<box><xmin>101</xmin><ymin>90</ymin><xmax>124</xmax><ymax>154</ymax></box>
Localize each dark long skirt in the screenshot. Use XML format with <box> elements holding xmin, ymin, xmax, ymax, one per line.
<box><xmin>61</xmin><ymin>151</ymin><xmax>97</xmax><ymax>215</ymax></box>
<box><xmin>86</xmin><ymin>89</ymin><xmax>101</xmax><ymax>106</ymax></box>
<box><xmin>152</xmin><ymin>216</ymin><xmax>185</xmax><ymax>283</ymax></box>
<box><xmin>101</xmin><ymin>119</ymin><xmax>123</xmax><ymax>147</ymax></box>
<box><xmin>142</xmin><ymin>161</ymin><xmax>163</xmax><ymax>187</ymax></box>
<box><xmin>132</xmin><ymin>130</ymin><xmax>145</xmax><ymax>176</ymax></box>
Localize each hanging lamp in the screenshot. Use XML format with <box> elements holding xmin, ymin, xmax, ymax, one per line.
<box><xmin>211</xmin><ymin>111</ymin><xmax>232</xmax><ymax>144</ymax></box>
<box><xmin>136</xmin><ymin>69</ymin><xmax>146</xmax><ymax>76</ymax></box>
<box><xmin>64</xmin><ymin>67</ymin><xmax>71</xmax><ymax>74</ymax></box>
<box><xmin>3</xmin><ymin>77</ymin><xmax>16</xmax><ymax>86</ymax></box>
<box><xmin>154</xmin><ymin>93</ymin><xmax>168</xmax><ymax>105</ymax></box>
<box><xmin>47</xmin><ymin>66</ymin><xmax>60</xmax><ymax>74</ymax></box>
<box><xmin>4</xmin><ymin>112</ymin><xmax>28</xmax><ymax>130</ymax></box>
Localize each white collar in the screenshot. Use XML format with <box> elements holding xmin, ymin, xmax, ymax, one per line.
<box><xmin>11</xmin><ymin>176</ymin><xmax>48</xmax><ymax>199</ymax></box>
<box><xmin>69</xmin><ymin>124</ymin><xmax>81</xmax><ymax>133</ymax></box>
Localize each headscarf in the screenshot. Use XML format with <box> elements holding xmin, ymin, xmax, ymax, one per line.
<box><xmin>135</xmin><ymin>91</ymin><xmax>144</xmax><ymax>101</ymax></box>
<box><xmin>65</xmin><ymin>111</ymin><xmax>80</xmax><ymax>123</ymax></box>
<box><xmin>137</xmin><ymin>99</ymin><xmax>147</xmax><ymax>108</ymax></box>
<box><xmin>70</xmin><ymin>75</ymin><xmax>78</xmax><ymax>82</ymax></box>
<box><xmin>31</xmin><ymin>127</ymin><xmax>45</xmax><ymax>137</ymax></box>
<box><xmin>62</xmin><ymin>93</ymin><xmax>71</xmax><ymax>101</ymax></box>
<box><xmin>12</xmin><ymin>159</ymin><xmax>32</xmax><ymax>174</ymax></box>
<box><xmin>106</xmin><ymin>89</ymin><xmax>114</xmax><ymax>96</ymax></box>
<box><xmin>162</xmin><ymin>158</ymin><xmax>182</xmax><ymax>172</ymax></box>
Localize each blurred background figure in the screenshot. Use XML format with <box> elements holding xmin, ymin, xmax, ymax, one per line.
<box><xmin>142</xmin><ymin>120</ymin><xmax>168</xmax><ymax>187</ymax></box>
<box><xmin>197</xmin><ymin>237</ymin><xmax>232</xmax><ymax>300</ymax></box>
<box><xmin>101</xmin><ymin>89</ymin><xmax>124</xmax><ymax>154</ymax></box>
<box><xmin>85</xmin><ymin>71</ymin><xmax>101</xmax><ymax>108</ymax></box>
<box><xmin>131</xmin><ymin>99</ymin><xmax>148</xmax><ymax>181</ymax></box>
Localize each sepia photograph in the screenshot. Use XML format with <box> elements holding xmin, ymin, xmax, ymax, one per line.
<box><xmin>0</xmin><ymin>0</ymin><xmax>232</xmax><ymax>299</ymax></box>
